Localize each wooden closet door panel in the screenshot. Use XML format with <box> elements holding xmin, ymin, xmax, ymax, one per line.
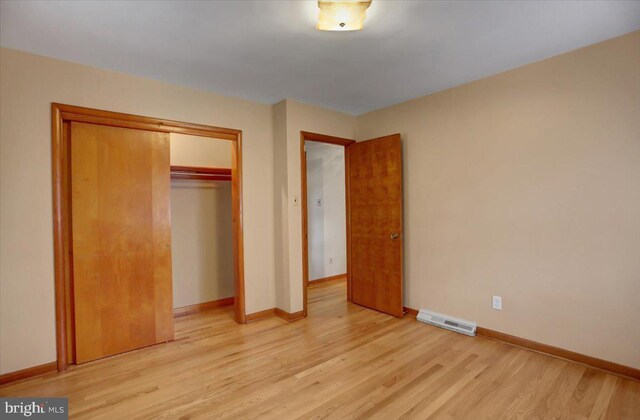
<box><xmin>71</xmin><ymin>122</ymin><xmax>173</xmax><ymax>364</ymax></box>
<box><xmin>348</xmin><ymin>134</ymin><xmax>403</xmax><ymax>317</ymax></box>
<box><xmin>151</xmin><ymin>138</ymin><xmax>174</xmax><ymax>342</ymax></box>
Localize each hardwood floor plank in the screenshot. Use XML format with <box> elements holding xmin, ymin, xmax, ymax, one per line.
<box><xmin>604</xmin><ymin>378</ymin><xmax>640</xmax><ymax>419</ymax></box>
<box><xmin>1</xmin><ymin>280</ymin><xmax>637</xmax><ymax>419</ymax></box>
<box><xmin>589</xmin><ymin>375</ymin><xmax>620</xmax><ymax>420</ymax></box>
<box><xmin>529</xmin><ymin>361</ymin><xmax>588</xmax><ymax>419</ymax></box>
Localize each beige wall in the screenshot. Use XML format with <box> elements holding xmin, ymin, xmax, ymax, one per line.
<box><xmin>170</xmin><ymin>133</ymin><xmax>232</xmax><ymax>168</ymax></box>
<box><xmin>273</xmin><ymin>99</ymin><xmax>356</xmax><ymax>312</ymax></box>
<box><xmin>0</xmin><ymin>48</ymin><xmax>276</xmax><ymax>374</ymax></box>
<box><xmin>356</xmin><ymin>31</ymin><xmax>640</xmax><ymax>368</ymax></box>
<box><xmin>170</xmin><ymin>135</ymin><xmax>233</xmax><ymax>308</ymax></box>
<box><xmin>272</xmin><ymin>101</ymin><xmax>291</xmax><ymax>311</ymax></box>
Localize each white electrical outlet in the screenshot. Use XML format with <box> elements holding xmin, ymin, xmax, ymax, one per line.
<box><xmin>492</xmin><ymin>296</ymin><xmax>502</xmax><ymax>310</ymax></box>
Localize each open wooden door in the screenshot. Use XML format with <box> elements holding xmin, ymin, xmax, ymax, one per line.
<box><xmin>70</xmin><ymin>122</ymin><xmax>174</xmax><ymax>363</ymax></box>
<box><xmin>347</xmin><ymin>134</ymin><xmax>403</xmax><ymax>317</ymax></box>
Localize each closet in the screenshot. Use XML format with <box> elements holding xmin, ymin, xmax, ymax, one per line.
<box><xmin>54</xmin><ymin>104</ymin><xmax>244</xmax><ymax>369</ymax></box>
<box><xmin>169</xmin><ymin>134</ymin><xmax>234</xmax><ymax>317</ymax></box>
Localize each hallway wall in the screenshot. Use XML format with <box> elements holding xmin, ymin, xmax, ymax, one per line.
<box><xmin>306</xmin><ymin>142</ymin><xmax>346</xmax><ymax>281</ymax></box>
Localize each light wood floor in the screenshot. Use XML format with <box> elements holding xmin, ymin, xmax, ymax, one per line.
<box><xmin>1</xmin><ymin>280</ymin><xmax>638</xmax><ymax>419</ymax></box>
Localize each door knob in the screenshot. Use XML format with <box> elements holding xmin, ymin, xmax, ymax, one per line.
<box><xmin>390</xmin><ymin>233</ymin><xmax>400</xmax><ymax>240</ymax></box>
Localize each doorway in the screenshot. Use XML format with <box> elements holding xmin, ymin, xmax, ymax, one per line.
<box><xmin>301</xmin><ymin>131</ymin><xmax>354</xmax><ymax>314</ymax></box>
<box><xmin>52</xmin><ymin>103</ymin><xmax>246</xmax><ymax>371</ymax></box>
<box><xmin>301</xmin><ymin>131</ymin><xmax>405</xmax><ymax>318</ymax></box>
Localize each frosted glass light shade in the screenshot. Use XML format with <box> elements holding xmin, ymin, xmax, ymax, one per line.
<box><xmin>317</xmin><ymin>1</ymin><xmax>372</xmax><ymax>31</ymax></box>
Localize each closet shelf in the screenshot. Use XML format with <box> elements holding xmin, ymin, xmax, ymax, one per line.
<box><xmin>170</xmin><ymin>165</ymin><xmax>232</xmax><ymax>181</ymax></box>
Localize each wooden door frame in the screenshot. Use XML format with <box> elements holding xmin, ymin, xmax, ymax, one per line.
<box><xmin>52</xmin><ymin>103</ymin><xmax>246</xmax><ymax>372</ymax></box>
<box><xmin>300</xmin><ymin>131</ymin><xmax>355</xmax><ymax>315</ymax></box>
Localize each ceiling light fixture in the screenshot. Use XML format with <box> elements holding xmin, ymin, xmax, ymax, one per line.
<box><xmin>316</xmin><ymin>0</ymin><xmax>372</xmax><ymax>32</ymax></box>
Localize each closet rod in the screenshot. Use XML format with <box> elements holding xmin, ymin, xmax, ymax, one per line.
<box><xmin>170</xmin><ymin>165</ymin><xmax>232</xmax><ymax>181</ymax></box>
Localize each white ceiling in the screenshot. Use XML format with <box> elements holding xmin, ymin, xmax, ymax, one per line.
<box><xmin>1</xmin><ymin>1</ymin><xmax>639</xmax><ymax>115</ymax></box>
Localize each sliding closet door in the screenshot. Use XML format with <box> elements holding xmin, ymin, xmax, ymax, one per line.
<box><xmin>71</xmin><ymin>122</ymin><xmax>173</xmax><ymax>363</ymax></box>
